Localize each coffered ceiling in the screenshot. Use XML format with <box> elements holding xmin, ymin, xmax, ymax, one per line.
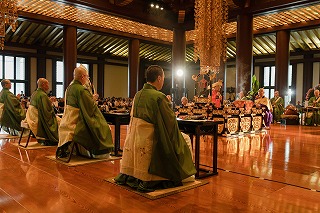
<box><xmin>2</xmin><ymin>0</ymin><xmax>320</xmax><ymax>63</ymax></box>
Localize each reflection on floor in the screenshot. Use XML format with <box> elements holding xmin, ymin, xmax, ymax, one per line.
<box><xmin>0</xmin><ymin>124</ymin><xmax>320</xmax><ymax>212</ymax></box>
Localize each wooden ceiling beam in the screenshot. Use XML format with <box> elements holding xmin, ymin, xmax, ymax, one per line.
<box><xmin>151</xmin><ymin>49</ymin><xmax>171</xmax><ymax>61</ymax></box>
<box><xmin>18</xmin><ymin>23</ymin><xmax>38</xmax><ymax>44</ymax></box>
<box><xmin>48</xmin><ymin>31</ymin><xmax>63</xmax><ymax>47</ymax></box>
<box><xmin>41</xmin><ymin>28</ymin><xmax>60</xmax><ymax>46</ymax></box>
<box><xmin>252</xmin><ymin>40</ymin><xmax>267</xmax><ymax>55</ymax></box>
<box><xmin>78</xmin><ymin>35</ymin><xmax>103</xmax><ymax>52</ymax></box>
<box><xmin>252</xmin><ymin>19</ymin><xmax>320</xmax><ymax>37</ymax></box>
<box><xmin>290</xmin><ymin>32</ymin><xmax>307</xmax><ymax>50</ymax></box>
<box><xmin>110</xmin><ymin>42</ymin><xmax>128</xmax><ymax>55</ymax></box>
<box><xmin>92</xmin><ymin>37</ymin><xmax>115</xmax><ymax>54</ymax></box>
<box><xmin>19</xmin><ymin>11</ymin><xmax>172</xmax><ymax>45</ymax></box>
<box><xmin>253</xmin><ymin>39</ymin><xmax>269</xmax><ymax>55</ymax></box>
<box><xmin>77</xmin><ymin>32</ymin><xmax>91</xmax><ymax>45</ymax></box>
<box><xmin>250</xmin><ymin>0</ymin><xmax>320</xmax><ymax>16</ymax></box>
<box><xmin>252</xmin><ymin>46</ymin><xmax>260</xmax><ymax>56</ymax></box>
<box><xmin>84</xmin><ymin>35</ymin><xmax>106</xmax><ymax>52</ymax></box>
<box><xmin>9</xmin><ymin>22</ymin><xmax>29</xmax><ymax>43</ymax></box>
<box><xmin>31</xmin><ymin>25</ymin><xmax>54</xmax><ymax>45</ymax></box>
<box><xmin>116</xmin><ymin>48</ymin><xmax>128</xmax><ymax>58</ymax></box>
<box><xmin>149</xmin><ymin>50</ymin><xmax>172</xmax><ymax>61</ymax></box>
<box><xmin>53</xmin><ymin>37</ymin><xmax>64</xmax><ymax>48</ymax></box>
<box><xmin>226</xmin><ymin>48</ymin><xmax>235</xmax><ymax>58</ymax></box>
<box><xmin>143</xmin><ymin>46</ymin><xmax>167</xmax><ymax>59</ymax></box>
<box><xmin>296</xmin><ymin>31</ymin><xmax>313</xmax><ymax>49</ymax></box>
<box><xmin>25</xmin><ymin>24</ymin><xmax>44</xmax><ymax>45</ymax></box>
<box><xmin>77</xmin><ymin>33</ymin><xmax>96</xmax><ymax>47</ymax></box>
<box><xmin>263</xmin><ymin>37</ymin><xmax>275</xmax><ymax>54</ymax></box>
<box><xmin>304</xmin><ymin>30</ymin><xmax>319</xmax><ymax>49</ymax></box>
<box><xmin>311</xmin><ymin>29</ymin><xmax>320</xmax><ymax>48</ymax></box>
<box><xmin>103</xmin><ymin>39</ymin><xmax>126</xmax><ymax>54</ymax></box>
<box><xmin>226</xmin><ymin>42</ymin><xmax>236</xmax><ymax>54</ymax></box>
<box><xmin>139</xmin><ymin>44</ymin><xmax>158</xmax><ymax>55</ymax></box>
<box><xmin>53</xmin><ymin>0</ymin><xmax>177</xmax><ymax>30</ymax></box>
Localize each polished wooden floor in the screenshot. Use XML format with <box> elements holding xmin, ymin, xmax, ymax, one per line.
<box><xmin>1</xmin><ymin>124</ymin><xmax>320</xmax><ymax>212</ymax></box>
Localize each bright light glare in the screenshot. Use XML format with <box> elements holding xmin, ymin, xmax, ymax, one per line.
<box><xmin>150</xmin><ymin>3</ymin><xmax>154</xmax><ymax>7</ymax></box>
<box><xmin>177</xmin><ymin>69</ymin><xmax>184</xmax><ymax>77</ymax></box>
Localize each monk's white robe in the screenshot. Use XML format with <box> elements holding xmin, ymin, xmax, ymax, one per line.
<box><xmin>121</xmin><ymin>116</ymin><xmax>194</xmax><ymax>182</ymax></box>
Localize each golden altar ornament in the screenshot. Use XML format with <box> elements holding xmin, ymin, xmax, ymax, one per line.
<box><xmin>194</xmin><ymin>0</ymin><xmax>228</xmax><ymax>74</ymax></box>
<box><xmin>0</xmin><ymin>0</ymin><xmax>18</xmax><ymax>50</ymax></box>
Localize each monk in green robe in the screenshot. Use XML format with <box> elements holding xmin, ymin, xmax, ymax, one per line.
<box><xmin>0</xmin><ymin>79</ymin><xmax>26</xmax><ymax>135</ymax></box>
<box><xmin>26</xmin><ymin>78</ymin><xmax>59</xmax><ymax>145</ymax></box>
<box><xmin>115</xmin><ymin>65</ymin><xmax>196</xmax><ymax>192</ymax></box>
<box><xmin>56</xmin><ymin>65</ymin><xmax>114</xmax><ymax>159</ymax></box>
<box><xmin>306</xmin><ymin>89</ymin><xmax>320</xmax><ymax>126</ymax></box>
<box><xmin>270</xmin><ymin>90</ymin><xmax>284</xmax><ymax>123</ymax></box>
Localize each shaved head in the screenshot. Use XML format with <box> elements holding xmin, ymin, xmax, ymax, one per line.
<box><xmin>181</xmin><ymin>96</ymin><xmax>188</xmax><ymax>105</ymax></box>
<box><xmin>74</xmin><ymin>64</ymin><xmax>88</xmax><ymax>80</ymax></box>
<box><xmin>258</xmin><ymin>88</ymin><xmax>265</xmax><ymax>97</ymax></box>
<box><xmin>1</xmin><ymin>79</ymin><xmax>11</xmax><ymax>88</ymax></box>
<box><xmin>37</xmin><ymin>78</ymin><xmax>49</xmax><ymax>92</ymax></box>
<box><xmin>37</xmin><ymin>78</ymin><xmax>48</xmax><ymax>87</ymax></box>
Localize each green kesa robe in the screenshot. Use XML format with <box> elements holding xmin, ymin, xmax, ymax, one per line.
<box><xmin>26</xmin><ymin>88</ymin><xmax>59</xmax><ymax>144</ymax></box>
<box><xmin>58</xmin><ymin>80</ymin><xmax>113</xmax><ymax>155</ymax></box>
<box><xmin>305</xmin><ymin>96</ymin><xmax>320</xmax><ymax>125</ymax></box>
<box><xmin>116</xmin><ymin>83</ymin><xmax>196</xmax><ymax>191</ymax></box>
<box><xmin>270</xmin><ymin>96</ymin><xmax>284</xmax><ymax>122</ymax></box>
<box><xmin>0</xmin><ymin>88</ymin><xmax>26</xmax><ymax>132</ymax></box>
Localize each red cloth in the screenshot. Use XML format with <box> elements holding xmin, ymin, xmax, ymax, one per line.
<box><xmin>198</xmin><ymin>78</ymin><xmax>207</xmax><ymax>89</ymax></box>
<box><xmin>211</xmin><ymin>89</ymin><xmax>222</xmax><ymax>108</ymax></box>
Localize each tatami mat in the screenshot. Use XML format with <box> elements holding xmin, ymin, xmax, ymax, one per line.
<box><xmin>46</xmin><ymin>155</ymin><xmax>121</xmax><ymax>166</ymax></box>
<box><xmin>105</xmin><ymin>177</ymin><xmax>208</xmax><ymax>200</ymax></box>
<box><xmin>11</xmin><ymin>141</ymin><xmax>56</xmax><ymax>149</ymax></box>
<box><xmin>0</xmin><ymin>134</ymin><xmax>20</xmax><ymax>139</ymax></box>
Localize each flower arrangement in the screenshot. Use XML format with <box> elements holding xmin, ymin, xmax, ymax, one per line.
<box><xmin>245</xmin><ymin>75</ymin><xmax>260</xmax><ymax>101</ymax></box>
<box><xmin>305</xmin><ymin>84</ymin><xmax>320</xmax><ymax>100</ymax></box>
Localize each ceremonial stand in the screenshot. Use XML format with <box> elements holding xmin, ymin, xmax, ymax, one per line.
<box><xmin>103</xmin><ymin>113</ymin><xmax>130</xmax><ymax>156</ymax></box>
<box><xmin>177</xmin><ymin>119</ymin><xmax>223</xmax><ymax>179</ymax></box>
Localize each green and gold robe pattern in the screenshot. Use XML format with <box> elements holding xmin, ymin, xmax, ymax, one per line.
<box><xmin>305</xmin><ymin>96</ymin><xmax>320</xmax><ymax>125</ymax></box>
<box><xmin>116</xmin><ymin>83</ymin><xmax>196</xmax><ymax>191</ymax></box>
<box><xmin>58</xmin><ymin>80</ymin><xmax>114</xmax><ymax>156</ymax></box>
<box><xmin>270</xmin><ymin>96</ymin><xmax>284</xmax><ymax>122</ymax></box>
<box><xmin>26</xmin><ymin>88</ymin><xmax>59</xmax><ymax>145</ymax></box>
<box><xmin>0</xmin><ymin>88</ymin><xmax>26</xmax><ymax>133</ymax></box>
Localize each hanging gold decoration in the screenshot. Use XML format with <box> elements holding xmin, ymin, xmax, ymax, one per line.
<box><xmin>194</xmin><ymin>0</ymin><xmax>228</xmax><ymax>75</ymax></box>
<box><xmin>0</xmin><ymin>0</ymin><xmax>18</xmax><ymax>50</ymax></box>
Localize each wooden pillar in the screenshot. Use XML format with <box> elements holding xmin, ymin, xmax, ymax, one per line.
<box><xmin>63</xmin><ymin>26</ymin><xmax>77</xmax><ymax>92</ymax></box>
<box><xmin>89</xmin><ymin>64</ymin><xmax>93</xmax><ymax>80</ymax></box>
<box><xmin>128</xmin><ymin>39</ymin><xmax>140</xmax><ymax>98</ymax></box>
<box><xmin>172</xmin><ymin>26</ymin><xmax>186</xmax><ymax>102</ymax></box>
<box><xmin>275</xmin><ymin>30</ymin><xmax>290</xmax><ymax>97</ymax></box>
<box><xmin>138</xmin><ymin>59</ymin><xmax>146</xmax><ymax>90</ymax></box>
<box><xmin>97</xmin><ymin>57</ymin><xmax>104</xmax><ymax>97</ymax></box>
<box><xmin>236</xmin><ymin>13</ymin><xmax>253</xmax><ymax>94</ymax></box>
<box><xmin>303</xmin><ymin>54</ymin><xmax>313</xmax><ymax>96</ymax></box>
<box><xmin>37</xmin><ymin>49</ymin><xmax>46</xmax><ymax>79</ymax></box>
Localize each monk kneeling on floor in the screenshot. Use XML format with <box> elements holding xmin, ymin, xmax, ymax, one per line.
<box><xmin>115</xmin><ymin>65</ymin><xmax>196</xmax><ymax>192</ymax></box>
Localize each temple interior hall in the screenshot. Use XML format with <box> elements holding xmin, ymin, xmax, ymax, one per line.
<box><xmin>1</xmin><ymin>125</ymin><xmax>320</xmax><ymax>212</ymax></box>
<box><xmin>1</xmin><ymin>0</ymin><xmax>320</xmax><ymax>212</ymax></box>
